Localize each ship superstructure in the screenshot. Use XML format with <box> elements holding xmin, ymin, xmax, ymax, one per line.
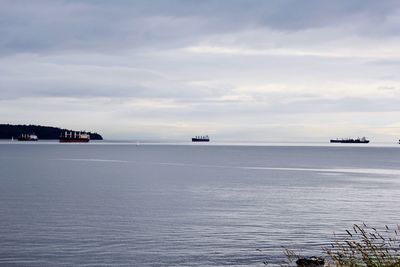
<box><xmin>59</xmin><ymin>131</ymin><xmax>90</xmax><ymax>143</ymax></box>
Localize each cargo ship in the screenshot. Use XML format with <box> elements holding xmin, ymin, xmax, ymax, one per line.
<box><xmin>59</xmin><ymin>131</ymin><xmax>90</xmax><ymax>143</ymax></box>
<box><xmin>330</xmin><ymin>137</ymin><xmax>369</xmax><ymax>144</ymax></box>
<box><xmin>17</xmin><ymin>133</ymin><xmax>38</xmax><ymax>141</ymax></box>
<box><xmin>192</xmin><ymin>135</ymin><xmax>210</xmax><ymax>142</ymax></box>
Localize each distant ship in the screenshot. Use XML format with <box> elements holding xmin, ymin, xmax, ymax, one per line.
<box><xmin>59</xmin><ymin>131</ymin><xmax>90</xmax><ymax>143</ymax></box>
<box><xmin>192</xmin><ymin>135</ymin><xmax>210</xmax><ymax>142</ymax></box>
<box><xmin>17</xmin><ymin>133</ymin><xmax>38</xmax><ymax>141</ymax></box>
<box><xmin>330</xmin><ymin>137</ymin><xmax>369</xmax><ymax>144</ymax></box>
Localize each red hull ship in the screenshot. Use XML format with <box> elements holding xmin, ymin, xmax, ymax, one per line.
<box><xmin>59</xmin><ymin>131</ymin><xmax>90</xmax><ymax>143</ymax></box>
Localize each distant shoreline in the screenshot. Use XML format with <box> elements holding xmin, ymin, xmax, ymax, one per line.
<box><xmin>0</xmin><ymin>124</ymin><xmax>103</xmax><ymax>140</ymax></box>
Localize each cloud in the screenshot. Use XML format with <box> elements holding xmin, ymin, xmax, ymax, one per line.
<box><xmin>0</xmin><ymin>1</ymin><xmax>399</xmax><ymax>55</ymax></box>
<box><xmin>0</xmin><ymin>53</ymin><xmax>232</xmax><ymax>100</ymax></box>
<box><xmin>1</xmin><ymin>1</ymin><xmax>400</xmax><ymax>140</ymax></box>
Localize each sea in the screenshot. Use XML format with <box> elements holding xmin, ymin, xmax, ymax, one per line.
<box><xmin>1</xmin><ymin>141</ymin><xmax>400</xmax><ymax>266</ymax></box>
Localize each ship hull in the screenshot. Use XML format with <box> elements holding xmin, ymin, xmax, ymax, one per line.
<box><xmin>59</xmin><ymin>138</ymin><xmax>90</xmax><ymax>143</ymax></box>
<box><xmin>192</xmin><ymin>138</ymin><xmax>209</xmax><ymax>142</ymax></box>
<box><xmin>330</xmin><ymin>140</ymin><xmax>369</xmax><ymax>143</ymax></box>
<box><xmin>17</xmin><ymin>139</ymin><xmax>38</xmax><ymax>141</ymax></box>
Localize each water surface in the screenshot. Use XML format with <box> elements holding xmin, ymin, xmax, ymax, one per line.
<box><xmin>1</xmin><ymin>142</ymin><xmax>400</xmax><ymax>266</ymax></box>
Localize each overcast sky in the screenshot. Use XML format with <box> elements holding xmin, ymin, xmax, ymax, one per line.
<box><xmin>1</xmin><ymin>0</ymin><xmax>400</xmax><ymax>141</ymax></box>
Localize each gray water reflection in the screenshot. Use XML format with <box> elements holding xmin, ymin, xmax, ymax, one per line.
<box><xmin>0</xmin><ymin>144</ymin><xmax>400</xmax><ymax>266</ymax></box>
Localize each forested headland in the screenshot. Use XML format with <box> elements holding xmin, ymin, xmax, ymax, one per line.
<box><xmin>0</xmin><ymin>124</ymin><xmax>103</xmax><ymax>140</ymax></box>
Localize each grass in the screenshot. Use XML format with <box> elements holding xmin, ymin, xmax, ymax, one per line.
<box><xmin>279</xmin><ymin>224</ymin><xmax>400</xmax><ymax>267</ymax></box>
<box><xmin>324</xmin><ymin>223</ymin><xmax>400</xmax><ymax>267</ymax></box>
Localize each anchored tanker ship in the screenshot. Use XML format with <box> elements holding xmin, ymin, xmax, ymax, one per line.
<box><xmin>330</xmin><ymin>137</ymin><xmax>369</xmax><ymax>144</ymax></box>
<box><xmin>59</xmin><ymin>131</ymin><xmax>90</xmax><ymax>143</ymax></box>
<box><xmin>192</xmin><ymin>135</ymin><xmax>210</xmax><ymax>142</ymax></box>
<box><xmin>17</xmin><ymin>133</ymin><xmax>38</xmax><ymax>141</ymax></box>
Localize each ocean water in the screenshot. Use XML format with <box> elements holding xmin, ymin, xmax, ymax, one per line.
<box><xmin>1</xmin><ymin>142</ymin><xmax>400</xmax><ymax>266</ymax></box>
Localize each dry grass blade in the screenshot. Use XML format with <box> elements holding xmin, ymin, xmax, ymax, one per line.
<box><xmin>324</xmin><ymin>224</ymin><xmax>400</xmax><ymax>267</ymax></box>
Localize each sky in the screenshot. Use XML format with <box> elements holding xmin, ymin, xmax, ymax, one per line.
<box><xmin>1</xmin><ymin>0</ymin><xmax>400</xmax><ymax>141</ymax></box>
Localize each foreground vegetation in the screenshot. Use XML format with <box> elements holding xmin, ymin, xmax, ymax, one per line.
<box><xmin>282</xmin><ymin>224</ymin><xmax>400</xmax><ymax>267</ymax></box>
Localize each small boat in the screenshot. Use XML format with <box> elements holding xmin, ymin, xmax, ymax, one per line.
<box><xmin>330</xmin><ymin>137</ymin><xmax>369</xmax><ymax>144</ymax></box>
<box><xmin>59</xmin><ymin>131</ymin><xmax>90</xmax><ymax>143</ymax></box>
<box><xmin>17</xmin><ymin>133</ymin><xmax>38</xmax><ymax>141</ymax></box>
<box><xmin>192</xmin><ymin>135</ymin><xmax>210</xmax><ymax>142</ymax></box>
